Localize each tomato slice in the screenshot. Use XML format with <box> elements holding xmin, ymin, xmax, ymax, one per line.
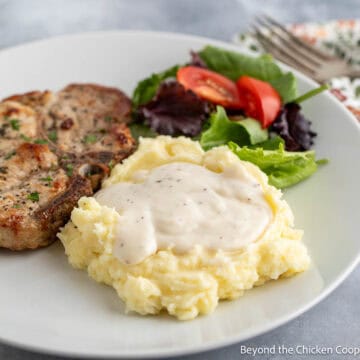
<box><xmin>236</xmin><ymin>76</ymin><xmax>281</xmax><ymax>128</ymax></box>
<box><xmin>177</xmin><ymin>66</ymin><xmax>242</xmax><ymax>109</ymax></box>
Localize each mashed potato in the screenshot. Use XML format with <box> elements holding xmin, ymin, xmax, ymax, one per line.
<box><xmin>58</xmin><ymin>136</ymin><xmax>310</xmax><ymax>320</ymax></box>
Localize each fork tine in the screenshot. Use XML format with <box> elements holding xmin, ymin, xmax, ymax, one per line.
<box><xmin>255</xmin><ymin>16</ymin><xmax>324</xmax><ymax>67</ymax></box>
<box><xmin>254</xmin><ymin>35</ymin><xmax>314</xmax><ymax>79</ymax></box>
<box><xmin>252</xmin><ymin>25</ymin><xmax>316</xmax><ymax>76</ymax></box>
<box><xmin>263</xmin><ymin>15</ymin><xmax>333</xmax><ymax>61</ymax></box>
<box><xmin>253</xmin><ymin>32</ymin><xmax>297</xmax><ymax>68</ymax></box>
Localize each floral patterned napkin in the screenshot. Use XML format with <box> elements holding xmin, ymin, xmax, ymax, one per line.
<box><xmin>233</xmin><ymin>19</ymin><xmax>360</xmax><ymax>121</ymax></box>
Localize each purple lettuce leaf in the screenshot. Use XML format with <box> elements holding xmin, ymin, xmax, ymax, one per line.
<box><xmin>189</xmin><ymin>50</ymin><xmax>208</xmax><ymax>68</ymax></box>
<box><xmin>138</xmin><ymin>81</ymin><xmax>211</xmax><ymax>137</ymax></box>
<box><xmin>271</xmin><ymin>103</ymin><xmax>316</xmax><ymax>151</ymax></box>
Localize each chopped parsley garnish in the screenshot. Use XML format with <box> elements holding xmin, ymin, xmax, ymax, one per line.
<box><xmin>12</xmin><ymin>204</ymin><xmax>21</xmax><ymax>209</ymax></box>
<box><xmin>61</xmin><ymin>154</ymin><xmax>70</xmax><ymax>161</ymax></box>
<box><xmin>27</xmin><ymin>192</ymin><xmax>39</xmax><ymax>202</ymax></box>
<box><xmin>48</xmin><ymin>130</ymin><xmax>58</xmax><ymax>142</ymax></box>
<box><xmin>19</xmin><ymin>134</ymin><xmax>48</xmax><ymax>144</ymax></box>
<box><xmin>83</xmin><ymin>134</ymin><xmax>97</xmax><ymax>144</ymax></box>
<box><xmin>9</xmin><ymin>119</ymin><xmax>20</xmax><ymax>130</ymax></box>
<box><xmin>66</xmin><ymin>164</ymin><xmax>73</xmax><ymax>177</ymax></box>
<box><xmin>50</xmin><ymin>163</ymin><xmax>58</xmax><ymax>171</ymax></box>
<box><xmin>40</xmin><ymin>176</ymin><xmax>53</xmax><ymax>184</ymax></box>
<box><xmin>34</xmin><ymin>138</ymin><xmax>48</xmax><ymax>144</ymax></box>
<box><xmin>108</xmin><ymin>160</ymin><xmax>115</xmax><ymax>170</ymax></box>
<box><xmin>20</xmin><ymin>133</ymin><xmax>32</xmax><ymax>142</ymax></box>
<box><xmin>104</xmin><ymin>116</ymin><xmax>112</xmax><ymax>122</ymax></box>
<box><xmin>5</xmin><ymin>150</ymin><xmax>16</xmax><ymax>160</ymax></box>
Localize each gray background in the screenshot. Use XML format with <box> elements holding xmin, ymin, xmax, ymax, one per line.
<box><xmin>0</xmin><ymin>0</ymin><xmax>359</xmax><ymax>359</ymax></box>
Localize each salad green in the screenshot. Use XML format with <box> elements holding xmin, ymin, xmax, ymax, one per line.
<box><xmin>130</xmin><ymin>45</ymin><xmax>328</xmax><ymax>189</ymax></box>
<box><xmin>229</xmin><ymin>142</ymin><xmax>324</xmax><ymax>188</ymax></box>
<box><xmin>132</xmin><ymin>65</ymin><xmax>180</xmax><ymax>108</ymax></box>
<box><xmin>200</xmin><ymin>106</ymin><xmax>326</xmax><ymax>188</ymax></box>
<box><xmin>293</xmin><ymin>83</ymin><xmax>330</xmax><ymax>104</ymax></box>
<box><xmin>129</xmin><ymin>123</ymin><xmax>157</xmax><ymax>140</ymax></box>
<box><xmin>200</xmin><ymin>106</ymin><xmax>268</xmax><ymax>150</ymax></box>
<box><xmin>251</xmin><ymin>136</ymin><xmax>284</xmax><ymax>150</ymax></box>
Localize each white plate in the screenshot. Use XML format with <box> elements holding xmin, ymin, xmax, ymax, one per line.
<box><xmin>0</xmin><ymin>31</ymin><xmax>359</xmax><ymax>359</ymax></box>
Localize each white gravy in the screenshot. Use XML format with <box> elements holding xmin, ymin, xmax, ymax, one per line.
<box><xmin>95</xmin><ymin>162</ymin><xmax>272</xmax><ymax>264</ymax></box>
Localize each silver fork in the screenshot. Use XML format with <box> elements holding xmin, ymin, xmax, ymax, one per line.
<box><xmin>252</xmin><ymin>15</ymin><xmax>360</xmax><ymax>82</ymax></box>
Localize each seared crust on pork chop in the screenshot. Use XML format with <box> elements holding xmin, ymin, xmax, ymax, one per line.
<box><xmin>0</xmin><ymin>84</ymin><xmax>135</xmax><ymax>250</ymax></box>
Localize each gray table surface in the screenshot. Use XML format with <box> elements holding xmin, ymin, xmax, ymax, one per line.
<box><xmin>0</xmin><ymin>0</ymin><xmax>359</xmax><ymax>359</ymax></box>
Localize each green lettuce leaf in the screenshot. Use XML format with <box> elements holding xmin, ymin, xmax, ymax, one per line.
<box><xmin>132</xmin><ymin>65</ymin><xmax>180</xmax><ymax>108</ymax></box>
<box><xmin>198</xmin><ymin>45</ymin><xmax>298</xmax><ymax>103</ymax></box>
<box><xmin>228</xmin><ymin>141</ymin><xmax>322</xmax><ymax>188</ymax></box>
<box><xmin>268</xmin><ymin>72</ymin><xmax>298</xmax><ymax>104</ymax></box>
<box><xmin>129</xmin><ymin>123</ymin><xmax>157</xmax><ymax>140</ymax></box>
<box><xmin>250</xmin><ymin>136</ymin><xmax>284</xmax><ymax>150</ymax></box>
<box><xmin>200</xmin><ymin>106</ymin><xmax>268</xmax><ymax>150</ymax></box>
<box><xmin>293</xmin><ymin>83</ymin><xmax>329</xmax><ymax>103</ymax></box>
<box><xmin>198</xmin><ymin>47</ymin><xmax>281</xmax><ymax>81</ymax></box>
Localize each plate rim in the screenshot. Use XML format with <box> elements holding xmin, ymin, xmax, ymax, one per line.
<box><xmin>0</xmin><ymin>29</ymin><xmax>359</xmax><ymax>359</ymax></box>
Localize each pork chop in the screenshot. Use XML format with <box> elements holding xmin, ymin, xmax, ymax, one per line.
<box><xmin>0</xmin><ymin>84</ymin><xmax>135</xmax><ymax>250</ymax></box>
